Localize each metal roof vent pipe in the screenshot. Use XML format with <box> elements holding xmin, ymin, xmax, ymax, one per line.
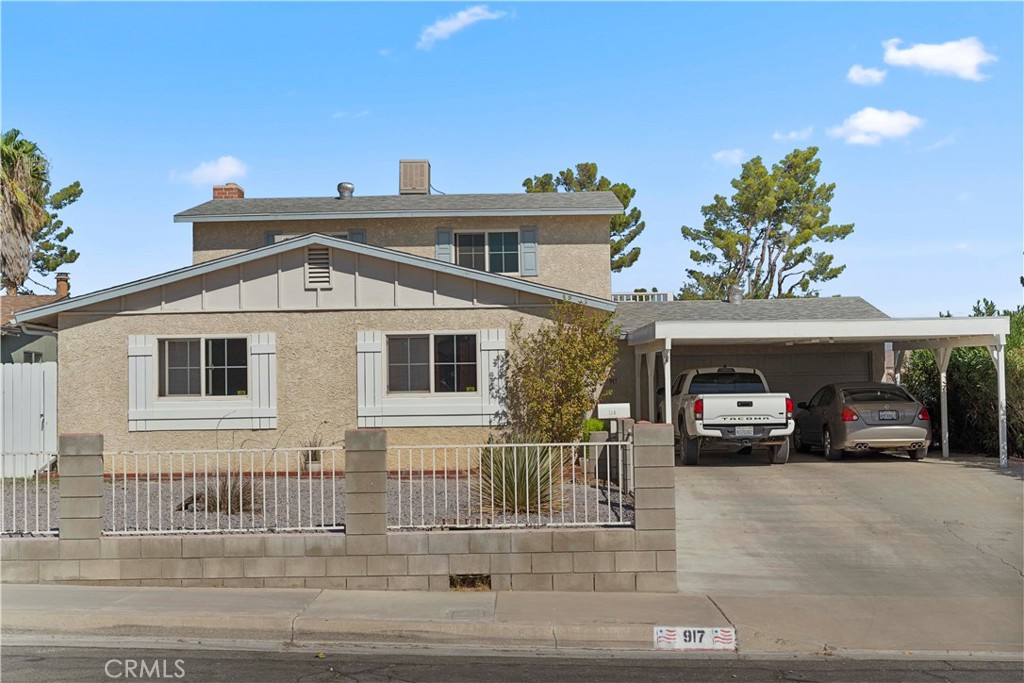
<box><xmin>337</xmin><ymin>182</ymin><xmax>355</xmax><ymax>199</ymax></box>
<box><xmin>727</xmin><ymin>284</ymin><xmax>743</xmax><ymax>304</ymax></box>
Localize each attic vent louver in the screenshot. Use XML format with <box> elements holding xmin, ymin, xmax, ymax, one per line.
<box><xmin>304</xmin><ymin>246</ymin><xmax>332</xmax><ymax>290</ymax></box>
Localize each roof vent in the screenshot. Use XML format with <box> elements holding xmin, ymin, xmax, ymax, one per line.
<box><xmin>726</xmin><ymin>285</ymin><xmax>743</xmax><ymax>304</ymax></box>
<box><xmin>304</xmin><ymin>246</ymin><xmax>333</xmax><ymax>290</ymax></box>
<box><xmin>399</xmin><ymin>159</ymin><xmax>430</xmax><ymax>195</ymax></box>
<box><xmin>337</xmin><ymin>182</ymin><xmax>354</xmax><ymax>199</ymax></box>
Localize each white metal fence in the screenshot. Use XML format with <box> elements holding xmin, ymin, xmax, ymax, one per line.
<box><xmin>611</xmin><ymin>292</ymin><xmax>670</xmax><ymax>303</ymax></box>
<box><xmin>388</xmin><ymin>441</ymin><xmax>634</xmax><ymax>530</ymax></box>
<box><xmin>1</xmin><ymin>452</ymin><xmax>59</xmax><ymax>536</ymax></box>
<box><xmin>105</xmin><ymin>448</ymin><xmax>346</xmax><ymax>535</ymax></box>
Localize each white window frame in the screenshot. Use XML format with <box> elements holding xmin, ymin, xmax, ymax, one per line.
<box><xmin>155</xmin><ymin>334</ymin><xmax>251</xmax><ymax>402</ymax></box>
<box><xmin>128</xmin><ymin>333</ymin><xmax>277</xmax><ymax>432</ymax></box>
<box><xmin>384</xmin><ymin>331</ymin><xmax>480</xmax><ymax>396</ymax></box>
<box><xmin>23</xmin><ymin>351</ymin><xmax>43</xmax><ymax>364</ymax></box>
<box><xmin>452</xmin><ymin>230</ymin><xmax>520</xmax><ymax>275</ymax></box>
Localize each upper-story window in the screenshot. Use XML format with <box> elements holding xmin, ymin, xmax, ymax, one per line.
<box><xmin>454</xmin><ymin>231</ymin><xmax>519</xmax><ymax>274</ymax></box>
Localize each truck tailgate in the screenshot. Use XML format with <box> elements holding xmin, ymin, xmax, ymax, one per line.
<box><xmin>701</xmin><ymin>393</ymin><xmax>790</xmax><ymax>426</ymax></box>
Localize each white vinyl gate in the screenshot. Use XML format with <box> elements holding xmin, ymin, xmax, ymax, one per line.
<box><xmin>1</xmin><ymin>362</ymin><xmax>58</xmax><ymax>476</ymax></box>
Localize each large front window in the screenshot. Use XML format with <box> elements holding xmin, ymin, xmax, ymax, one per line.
<box><xmin>387</xmin><ymin>334</ymin><xmax>477</xmax><ymax>393</ymax></box>
<box><xmin>454</xmin><ymin>232</ymin><xmax>518</xmax><ymax>273</ymax></box>
<box><xmin>159</xmin><ymin>337</ymin><xmax>248</xmax><ymax>397</ymax></box>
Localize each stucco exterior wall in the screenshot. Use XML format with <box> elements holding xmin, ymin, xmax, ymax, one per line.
<box><xmin>192</xmin><ymin>215</ymin><xmax>611</xmax><ymax>299</ymax></box>
<box><xmin>57</xmin><ymin>308</ymin><xmax>554</xmax><ymax>453</ymax></box>
<box><xmin>1</xmin><ymin>332</ymin><xmax>57</xmax><ymax>364</ymax></box>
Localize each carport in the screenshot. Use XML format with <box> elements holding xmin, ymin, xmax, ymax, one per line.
<box><xmin>620</xmin><ymin>300</ymin><xmax>1011</xmax><ymax>468</ymax></box>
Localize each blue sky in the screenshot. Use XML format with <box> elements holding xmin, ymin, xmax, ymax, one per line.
<box><xmin>3</xmin><ymin>2</ymin><xmax>1021</xmax><ymax>316</ymax></box>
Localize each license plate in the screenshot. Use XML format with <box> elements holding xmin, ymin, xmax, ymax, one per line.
<box><xmin>878</xmin><ymin>410</ymin><xmax>899</xmax><ymax>421</ymax></box>
<box><xmin>735</xmin><ymin>426</ymin><xmax>754</xmax><ymax>436</ymax></box>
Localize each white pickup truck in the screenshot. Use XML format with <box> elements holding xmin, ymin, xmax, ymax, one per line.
<box><xmin>658</xmin><ymin>367</ymin><xmax>794</xmax><ymax>465</ymax></box>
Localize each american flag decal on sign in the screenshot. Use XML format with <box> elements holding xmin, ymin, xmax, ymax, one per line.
<box><xmin>654</xmin><ymin>626</ymin><xmax>737</xmax><ymax>651</ymax></box>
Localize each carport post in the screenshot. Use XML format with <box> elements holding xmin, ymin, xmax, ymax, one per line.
<box><xmin>662</xmin><ymin>338</ymin><xmax>673</xmax><ymax>423</ymax></box>
<box><xmin>934</xmin><ymin>347</ymin><xmax>952</xmax><ymax>459</ymax></box>
<box><xmin>989</xmin><ymin>342</ymin><xmax>1008</xmax><ymax>469</ymax></box>
<box><xmin>645</xmin><ymin>350</ymin><xmax>656</xmax><ymax>421</ymax></box>
<box><xmin>634</xmin><ymin>352</ymin><xmax>642</xmax><ymax>421</ymax></box>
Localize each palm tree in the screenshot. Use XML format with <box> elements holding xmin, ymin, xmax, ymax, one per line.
<box><xmin>1</xmin><ymin>129</ymin><xmax>49</xmax><ymax>295</ymax></box>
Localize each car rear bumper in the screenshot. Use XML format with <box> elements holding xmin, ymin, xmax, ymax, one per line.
<box><xmin>835</xmin><ymin>425</ymin><xmax>932</xmax><ymax>450</ymax></box>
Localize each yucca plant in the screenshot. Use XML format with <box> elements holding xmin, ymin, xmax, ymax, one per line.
<box><xmin>473</xmin><ymin>436</ymin><xmax>570</xmax><ymax>515</ymax></box>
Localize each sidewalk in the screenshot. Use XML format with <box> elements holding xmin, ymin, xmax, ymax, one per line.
<box><xmin>2</xmin><ymin>584</ymin><xmax>1022</xmax><ymax>658</ymax></box>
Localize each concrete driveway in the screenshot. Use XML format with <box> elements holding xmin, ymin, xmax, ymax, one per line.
<box><xmin>674</xmin><ymin>450</ymin><xmax>1024</xmax><ymax>655</ymax></box>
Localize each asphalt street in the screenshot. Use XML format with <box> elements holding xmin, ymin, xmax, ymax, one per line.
<box><xmin>2</xmin><ymin>646</ymin><xmax>1022</xmax><ymax>683</ymax></box>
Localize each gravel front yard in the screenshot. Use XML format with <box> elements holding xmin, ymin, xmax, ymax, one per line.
<box><xmin>2</xmin><ymin>474</ymin><xmax>634</xmax><ymax>536</ymax></box>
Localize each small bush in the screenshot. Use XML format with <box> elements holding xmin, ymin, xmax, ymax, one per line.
<box><xmin>582</xmin><ymin>417</ymin><xmax>606</xmax><ymax>442</ymax></box>
<box><xmin>175</xmin><ymin>477</ymin><xmax>263</xmax><ymax>514</ymax></box>
<box><xmin>473</xmin><ymin>436</ymin><xmax>570</xmax><ymax>514</ymax></box>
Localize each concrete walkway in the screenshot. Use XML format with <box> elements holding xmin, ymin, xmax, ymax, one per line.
<box><xmin>2</xmin><ymin>583</ymin><xmax>1022</xmax><ymax>657</ymax></box>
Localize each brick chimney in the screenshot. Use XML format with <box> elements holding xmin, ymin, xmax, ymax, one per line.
<box><xmin>213</xmin><ymin>183</ymin><xmax>245</xmax><ymax>199</ymax></box>
<box><xmin>55</xmin><ymin>272</ymin><xmax>70</xmax><ymax>298</ymax></box>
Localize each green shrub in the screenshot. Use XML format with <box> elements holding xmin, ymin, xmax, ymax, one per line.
<box><xmin>473</xmin><ymin>436</ymin><xmax>570</xmax><ymax>514</ymax></box>
<box><xmin>581</xmin><ymin>417</ymin><xmax>606</xmax><ymax>442</ymax></box>
<box><xmin>902</xmin><ymin>304</ymin><xmax>1022</xmax><ymax>457</ymax></box>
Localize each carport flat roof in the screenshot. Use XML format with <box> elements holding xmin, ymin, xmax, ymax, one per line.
<box><xmin>628</xmin><ymin>316</ymin><xmax>1009</xmax><ymax>350</ymax></box>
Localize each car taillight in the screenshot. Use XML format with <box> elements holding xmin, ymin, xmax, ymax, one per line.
<box><xmin>785</xmin><ymin>397</ymin><xmax>793</xmax><ymax>419</ymax></box>
<box><xmin>840</xmin><ymin>406</ymin><xmax>859</xmax><ymax>422</ymax></box>
<box><xmin>694</xmin><ymin>398</ymin><xmax>703</xmax><ymax>421</ymax></box>
<box><xmin>917</xmin><ymin>407</ymin><xmax>930</xmax><ymax>421</ymax></box>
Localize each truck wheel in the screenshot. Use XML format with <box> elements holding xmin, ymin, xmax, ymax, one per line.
<box><xmin>770</xmin><ymin>438</ymin><xmax>790</xmax><ymax>464</ymax></box>
<box><xmin>681</xmin><ymin>426</ymin><xmax>700</xmax><ymax>466</ymax></box>
<box><xmin>794</xmin><ymin>425</ymin><xmax>810</xmax><ymax>453</ymax></box>
<box><xmin>823</xmin><ymin>428</ymin><xmax>842</xmax><ymax>461</ymax></box>
<box><xmin>910</xmin><ymin>446</ymin><xmax>927</xmax><ymax>460</ymax></box>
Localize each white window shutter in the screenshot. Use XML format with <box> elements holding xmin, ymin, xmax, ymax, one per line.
<box><xmin>127</xmin><ymin>335</ymin><xmax>156</xmax><ymax>432</ymax></box>
<box><xmin>249</xmin><ymin>332</ymin><xmax>278</xmax><ymax>429</ymax></box>
<box><xmin>357</xmin><ymin>331</ymin><xmax>384</xmax><ymax>427</ymax></box>
<box><xmin>480</xmin><ymin>329</ymin><xmax>507</xmax><ymax>424</ymax></box>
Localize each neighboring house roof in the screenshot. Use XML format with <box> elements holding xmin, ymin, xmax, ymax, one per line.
<box><xmin>14</xmin><ymin>233</ymin><xmax>616</xmax><ymax>327</ymax></box>
<box><xmin>1</xmin><ymin>294</ymin><xmax>67</xmax><ymax>333</ymax></box>
<box><xmin>174</xmin><ymin>191</ymin><xmax>624</xmax><ymax>223</ymax></box>
<box><xmin>614</xmin><ymin>297</ymin><xmax>890</xmax><ymax>334</ymax></box>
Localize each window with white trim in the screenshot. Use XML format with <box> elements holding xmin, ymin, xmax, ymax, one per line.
<box><xmin>386</xmin><ymin>333</ymin><xmax>478</xmax><ymax>393</ymax></box>
<box><xmin>23</xmin><ymin>351</ymin><xmax>43</xmax><ymax>363</ymax></box>
<box><xmin>158</xmin><ymin>337</ymin><xmax>248</xmax><ymax>397</ymax></box>
<box><xmin>454</xmin><ymin>231</ymin><xmax>519</xmax><ymax>274</ymax></box>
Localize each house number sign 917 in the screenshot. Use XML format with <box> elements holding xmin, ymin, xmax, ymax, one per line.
<box><xmin>654</xmin><ymin>626</ymin><xmax>737</xmax><ymax>650</ymax></box>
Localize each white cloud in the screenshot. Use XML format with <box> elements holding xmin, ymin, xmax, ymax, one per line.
<box><xmin>416</xmin><ymin>5</ymin><xmax>507</xmax><ymax>50</ymax></box>
<box><xmin>712</xmin><ymin>149</ymin><xmax>745</xmax><ymax>165</ymax></box>
<box><xmin>772</xmin><ymin>127</ymin><xmax>813</xmax><ymax>141</ymax></box>
<box><xmin>846</xmin><ymin>64</ymin><xmax>887</xmax><ymax>85</ymax></box>
<box><xmin>378</xmin><ymin>48</ymin><xmax>392</xmax><ymax>58</ymax></box>
<box><xmin>827</xmin><ymin>107</ymin><xmax>924</xmax><ymax>145</ymax></box>
<box><xmin>172</xmin><ymin>156</ymin><xmax>247</xmax><ymax>186</ymax></box>
<box><xmin>882</xmin><ymin>37</ymin><xmax>997</xmax><ymax>81</ymax></box>
<box><xmin>332</xmin><ymin>110</ymin><xmax>370</xmax><ymax>119</ymax></box>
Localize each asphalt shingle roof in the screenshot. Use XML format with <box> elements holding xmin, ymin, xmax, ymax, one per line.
<box><xmin>175</xmin><ymin>191</ymin><xmax>624</xmax><ymax>220</ymax></box>
<box><xmin>1</xmin><ymin>294</ymin><xmax>67</xmax><ymax>329</ymax></box>
<box><xmin>614</xmin><ymin>297</ymin><xmax>890</xmax><ymax>334</ymax></box>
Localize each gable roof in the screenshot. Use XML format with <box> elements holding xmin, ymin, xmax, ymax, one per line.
<box><xmin>1</xmin><ymin>294</ymin><xmax>68</xmax><ymax>330</ymax></box>
<box><xmin>614</xmin><ymin>297</ymin><xmax>889</xmax><ymax>334</ymax></box>
<box><xmin>174</xmin><ymin>191</ymin><xmax>624</xmax><ymax>223</ymax></box>
<box><xmin>14</xmin><ymin>234</ymin><xmax>615</xmax><ymax>327</ymax></box>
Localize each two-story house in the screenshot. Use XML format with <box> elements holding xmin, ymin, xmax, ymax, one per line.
<box><xmin>15</xmin><ymin>161</ymin><xmax>621</xmax><ymax>452</ymax></box>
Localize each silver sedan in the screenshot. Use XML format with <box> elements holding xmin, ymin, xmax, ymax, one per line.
<box><xmin>793</xmin><ymin>382</ymin><xmax>932</xmax><ymax>461</ymax></box>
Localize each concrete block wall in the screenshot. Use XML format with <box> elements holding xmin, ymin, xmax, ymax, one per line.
<box><xmin>1</xmin><ymin>426</ymin><xmax>677</xmax><ymax>592</ymax></box>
